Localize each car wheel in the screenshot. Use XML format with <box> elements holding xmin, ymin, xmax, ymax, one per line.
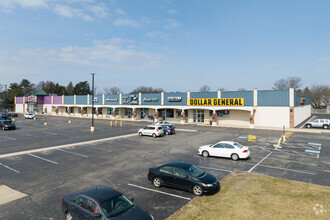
<box><xmin>165</xmin><ymin>131</ymin><xmax>169</xmax><ymax>135</ymax></box>
<box><xmin>192</xmin><ymin>185</ymin><xmax>203</xmax><ymax>196</ymax></box>
<box><xmin>202</xmin><ymin>151</ymin><xmax>209</xmax><ymax>158</ymax></box>
<box><xmin>139</xmin><ymin>132</ymin><xmax>143</xmax><ymax>136</ymax></box>
<box><xmin>65</xmin><ymin>211</ymin><xmax>73</xmax><ymax>220</ymax></box>
<box><xmin>153</xmin><ymin>177</ymin><xmax>161</xmax><ymax>188</ymax></box>
<box><xmin>323</xmin><ymin>125</ymin><xmax>328</xmax><ymax>129</ymax></box>
<box><xmin>152</xmin><ymin>133</ymin><xmax>156</xmax><ymax>138</ymax></box>
<box><xmin>306</xmin><ymin>124</ymin><xmax>311</xmax><ymax>128</ymax></box>
<box><xmin>231</xmin><ymin>153</ymin><xmax>239</xmax><ymax>161</ymax></box>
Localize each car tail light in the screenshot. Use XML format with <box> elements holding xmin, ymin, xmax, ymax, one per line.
<box><xmin>243</xmin><ymin>150</ymin><xmax>248</xmax><ymax>153</ymax></box>
<box><xmin>61</xmin><ymin>199</ymin><xmax>64</xmax><ymax>204</ymax></box>
<box><xmin>148</xmin><ymin>171</ymin><xmax>150</xmax><ymax>175</ymax></box>
<box><xmin>168</xmin><ymin>128</ymin><xmax>172</xmax><ymax>130</ymax></box>
<box><xmin>156</xmin><ymin>128</ymin><xmax>158</xmax><ymax>132</ymax></box>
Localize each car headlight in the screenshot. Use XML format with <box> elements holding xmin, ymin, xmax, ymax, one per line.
<box><xmin>202</xmin><ymin>183</ymin><xmax>213</xmax><ymax>187</ymax></box>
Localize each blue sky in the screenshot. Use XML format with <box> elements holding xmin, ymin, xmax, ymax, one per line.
<box><xmin>0</xmin><ymin>0</ymin><xmax>329</xmax><ymax>93</ymax></box>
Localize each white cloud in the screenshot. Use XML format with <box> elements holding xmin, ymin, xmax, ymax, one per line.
<box><xmin>168</xmin><ymin>9</ymin><xmax>177</xmax><ymax>14</ymax></box>
<box><xmin>87</xmin><ymin>4</ymin><xmax>109</xmax><ymax>18</ymax></box>
<box><xmin>318</xmin><ymin>57</ymin><xmax>330</xmax><ymax>62</ymax></box>
<box><xmin>0</xmin><ymin>38</ymin><xmax>169</xmax><ymax>75</ymax></box>
<box><xmin>0</xmin><ymin>0</ymin><xmax>48</xmax><ymax>12</ymax></box>
<box><xmin>146</xmin><ymin>31</ymin><xmax>168</xmax><ymax>39</ymax></box>
<box><xmin>113</xmin><ymin>19</ymin><xmax>139</xmax><ymax>27</ymax></box>
<box><xmin>165</xmin><ymin>18</ymin><xmax>179</xmax><ymax>28</ymax></box>
<box><xmin>115</xmin><ymin>8</ymin><xmax>125</xmax><ymax>15</ymax></box>
<box><xmin>53</xmin><ymin>4</ymin><xmax>93</xmax><ymax>21</ymax></box>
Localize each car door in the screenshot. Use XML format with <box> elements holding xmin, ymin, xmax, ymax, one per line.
<box><xmin>209</xmin><ymin>143</ymin><xmax>226</xmax><ymax>157</ymax></box>
<box><xmin>159</xmin><ymin>166</ymin><xmax>176</xmax><ymax>187</ymax></box>
<box><xmin>223</xmin><ymin>144</ymin><xmax>235</xmax><ymax>158</ymax></box>
<box><xmin>85</xmin><ymin>199</ymin><xmax>101</xmax><ymax>219</ymax></box>
<box><xmin>319</xmin><ymin>119</ymin><xmax>325</xmax><ymax>128</ymax></box>
<box><xmin>142</xmin><ymin>127</ymin><xmax>150</xmax><ymax>135</ymax></box>
<box><xmin>312</xmin><ymin>120</ymin><xmax>320</xmax><ymax>127</ymax></box>
<box><xmin>172</xmin><ymin>167</ymin><xmax>192</xmax><ymax>191</ymax></box>
<box><xmin>71</xmin><ymin>195</ymin><xmax>90</xmax><ymax>219</ymax></box>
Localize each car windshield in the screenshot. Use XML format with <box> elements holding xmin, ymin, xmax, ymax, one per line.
<box><xmin>233</xmin><ymin>142</ymin><xmax>244</xmax><ymax>149</ymax></box>
<box><xmin>185</xmin><ymin>165</ymin><xmax>205</xmax><ymax>178</ymax></box>
<box><xmin>2</xmin><ymin>121</ymin><xmax>13</xmax><ymax>125</ymax></box>
<box><xmin>100</xmin><ymin>194</ymin><xmax>134</xmax><ymax>218</ymax></box>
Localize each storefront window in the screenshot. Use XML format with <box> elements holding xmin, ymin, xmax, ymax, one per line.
<box><xmin>216</xmin><ymin>110</ymin><xmax>230</xmax><ymax>118</ymax></box>
<box><xmin>193</xmin><ymin>110</ymin><xmax>204</xmax><ymax>122</ymax></box>
<box><xmin>97</xmin><ymin>108</ymin><xmax>102</xmax><ymax>115</ymax></box>
<box><xmin>83</xmin><ymin>107</ymin><xmax>87</xmax><ymax>114</ymax></box>
<box><xmin>166</xmin><ymin>109</ymin><xmax>174</xmax><ymax>118</ymax></box>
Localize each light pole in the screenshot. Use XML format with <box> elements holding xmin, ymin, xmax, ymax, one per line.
<box><xmin>4</xmin><ymin>85</ymin><xmax>7</xmax><ymax>116</ymax></box>
<box><xmin>91</xmin><ymin>73</ymin><xmax>95</xmax><ymax>132</ymax></box>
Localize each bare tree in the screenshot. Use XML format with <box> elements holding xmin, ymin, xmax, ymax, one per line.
<box><xmin>218</xmin><ymin>88</ymin><xmax>226</xmax><ymax>91</ymax></box>
<box><xmin>200</xmin><ymin>85</ymin><xmax>210</xmax><ymax>92</ymax></box>
<box><xmin>104</xmin><ymin>87</ymin><xmax>121</xmax><ymax>95</ymax></box>
<box><xmin>310</xmin><ymin>85</ymin><xmax>330</xmax><ymax>109</ymax></box>
<box><xmin>237</xmin><ymin>88</ymin><xmax>247</xmax><ymax>91</ymax></box>
<box><xmin>273</xmin><ymin>76</ymin><xmax>302</xmax><ymax>90</ymax></box>
<box><xmin>131</xmin><ymin>86</ymin><xmax>163</xmax><ymax>94</ymax></box>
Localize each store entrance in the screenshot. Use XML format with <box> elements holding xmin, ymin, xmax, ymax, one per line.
<box><xmin>193</xmin><ymin>109</ymin><xmax>204</xmax><ymax>122</ymax></box>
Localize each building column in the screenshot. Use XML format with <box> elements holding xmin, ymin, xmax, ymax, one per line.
<box><xmin>212</xmin><ymin>110</ymin><xmax>218</xmax><ymax>126</ymax></box>
<box><xmin>181</xmin><ymin>110</ymin><xmax>186</xmax><ymax>124</ymax></box>
<box><xmin>132</xmin><ymin>108</ymin><xmax>136</xmax><ymax>120</ymax></box>
<box><xmin>112</xmin><ymin>109</ymin><xmax>116</xmax><ymax>119</ymax></box>
<box><xmin>67</xmin><ymin>107</ymin><xmax>70</xmax><ymax>116</ymax></box>
<box><xmin>95</xmin><ymin>108</ymin><xmax>99</xmax><ymax>117</ymax></box>
<box><xmin>250</xmin><ymin>110</ymin><xmax>255</xmax><ymax>128</ymax></box>
<box><xmin>44</xmin><ymin>107</ymin><xmax>47</xmax><ymax>114</ymax></box>
<box><xmin>154</xmin><ymin>110</ymin><xmax>159</xmax><ymax>122</ymax></box>
<box><xmin>55</xmin><ymin>107</ymin><xmax>59</xmax><ymax>114</ymax></box>
<box><xmin>80</xmin><ymin>107</ymin><xmax>84</xmax><ymax>116</ymax></box>
<box><xmin>35</xmin><ymin>107</ymin><xmax>39</xmax><ymax>114</ymax></box>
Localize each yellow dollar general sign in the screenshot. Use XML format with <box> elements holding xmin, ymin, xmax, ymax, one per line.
<box><xmin>188</xmin><ymin>98</ymin><xmax>244</xmax><ymax>106</ymax></box>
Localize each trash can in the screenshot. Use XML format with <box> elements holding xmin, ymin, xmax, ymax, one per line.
<box><xmin>204</xmin><ymin>119</ymin><xmax>210</xmax><ymax>125</ymax></box>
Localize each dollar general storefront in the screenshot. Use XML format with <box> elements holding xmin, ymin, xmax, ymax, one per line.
<box><xmin>15</xmin><ymin>88</ymin><xmax>311</xmax><ymax>128</ymax></box>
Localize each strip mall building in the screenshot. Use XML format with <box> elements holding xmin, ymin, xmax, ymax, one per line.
<box><xmin>15</xmin><ymin>89</ymin><xmax>311</xmax><ymax>128</ymax></box>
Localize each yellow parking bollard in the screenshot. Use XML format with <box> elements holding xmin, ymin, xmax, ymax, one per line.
<box><xmin>33</xmin><ymin>117</ymin><xmax>36</xmax><ymax>120</ymax></box>
<box><xmin>110</xmin><ymin>121</ymin><xmax>113</xmax><ymax>127</ymax></box>
<box><xmin>68</xmin><ymin>120</ymin><xmax>72</xmax><ymax>124</ymax></box>
<box><xmin>115</xmin><ymin>120</ymin><xmax>117</xmax><ymax>127</ymax></box>
<box><xmin>120</xmin><ymin>120</ymin><xmax>123</xmax><ymax>127</ymax></box>
<box><xmin>44</xmin><ymin>122</ymin><xmax>48</xmax><ymax>126</ymax></box>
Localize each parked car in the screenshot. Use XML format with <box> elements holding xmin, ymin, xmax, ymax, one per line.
<box><xmin>7</xmin><ymin>112</ymin><xmax>18</xmax><ymax>117</ymax></box>
<box><xmin>138</xmin><ymin>125</ymin><xmax>164</xmax><ymax>138</ymax></box>
<box><xmin>148</xmin><ymin>161</ymin><xmax>220</xmax><ymax>196</ymax></box>
<box><xmin>153</xmin><ymin>121</ymin><xmax>175</xmax><ymax>127</ymax></box>
<box><xmin>198</xmin><ymin>141</ymin><xmax>250</xmax><ymax>161</ymax></box>
<box><xmin>24</xmin><ymin>112</ymin><xmax>36</xmax><ymax>119</ymax></box>
<box><xmin>0</xmin><ymin>119</ymin><xmax>16</xmax><ymax>130</ymax></box>
<box><xmin>305</xmin><ymin>119</ymin><xmax>329</xmax><ymax>129</ymax></box>
<box><xmin>161</xmin><ymin>125</ymin><xmax>175</xmax><ymax>135</ymax></box>
<box><xmin>61</xmin><ymin>187</ymin><xmax>154</xmax><ymax>220</ymax></box>
<box><xmin>0</xmin><ymin>113</ymin><xmax>8</xmax><ymax>119</ymax></box>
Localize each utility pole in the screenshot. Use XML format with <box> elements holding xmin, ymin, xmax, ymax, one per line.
<box><xmin>91</xmin><ymin>73</ymin><xmax>95</xmax><ymax>132</ymax></box>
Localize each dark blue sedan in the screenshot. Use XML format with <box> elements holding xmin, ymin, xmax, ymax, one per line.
<box><xmin>161</xmin><ymin>125</ymin><xmax>175</xmax><ymax>135</ymax></box>
<box><xmin>61</xmin><ymin>187</ymin><xmax>153</xmax><ymax>220</ymax></box>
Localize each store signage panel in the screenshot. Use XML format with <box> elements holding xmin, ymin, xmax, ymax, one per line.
<box><xmin>189</xmin><ymin>98</ymin><xmax>244</xmax><ymax>106</ymax></box>
<box><xmin>168</xmin><ymin>97</ymin><xmax>182</xmax><ymax>102</ymax></box>
<box><xmin>106</xmin><ymin>98</ymin><xmax>118</xmax><ymax>102</ymax></box>
<box><xmin>123</xmin><ymin>95</ymin><xmax>139</xmax><ymax>105</ymax></box>
<box><xmin>143</xmin><ymin>98</ymin><xmax>159</xmax><ymax>102</ymax></box>
<box><xmin>28</xmin><ymin>95</ymin><xmax>37</xmax><ymax>103</ymax></box>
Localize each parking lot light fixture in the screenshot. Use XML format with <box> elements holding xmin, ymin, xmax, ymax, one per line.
<box><xmin>91</xmin><ymin>73</ymin><xmax>95</xmax><ymax>132</ymax></box>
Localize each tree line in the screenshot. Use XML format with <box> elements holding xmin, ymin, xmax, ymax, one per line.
<box><xmin>0</xmin><ymin>76</ymin><xmax>329</xmax><ymax>110</ymax></box>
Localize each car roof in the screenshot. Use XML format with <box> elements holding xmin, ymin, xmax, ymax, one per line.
<box><xmin>162</xmin><ymin>161</ymin><xmax>193</xmax><ymax>169</ymax></box>
<box><xmin>79</xmin><ymin>187</ymin><xmax>121</xmax><ymax>202</ymax></box>
<box><xmin>217</xmin><ymin>141</ymin><xmax>235</xmax><ymax>145</ymax></box>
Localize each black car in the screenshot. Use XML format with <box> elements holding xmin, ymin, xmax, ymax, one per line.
<box><xmin>0</xmin><ymin>119</ymin><xmax>16</xmax><ymax>130</ymax></box>
<box><xmin>7</xmin><ymin>112</ymin><xmax>18</xmax><ymax>117</ymax></box>
<box><xmin>148</xmin><ymin>161</ymin><xmax>220</xmax><ymax>196</ymax></box>
<box><xmin>61</xmin><ymin>187</ymin><xmax>153</xmax><ymax>220</ymax></box>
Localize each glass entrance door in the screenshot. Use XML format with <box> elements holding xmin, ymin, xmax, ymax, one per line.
<box><xmin>193</xmin><ymin>110</ymin><xmax>204</xmax><ymax>122</ymax></box>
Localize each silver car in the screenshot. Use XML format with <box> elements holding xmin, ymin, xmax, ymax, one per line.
<box><xmin>138</xmin><ymin>125</ymin><xmax>164</xmax><ymax>138</ymax></box>
<box><xmin>24</xmin><ymin>113</ymin><xmax>36</xmax><ymax>119</ymax></box>
<box><xmin>306</xmin><ymin>119</ymin><xmax>329</xmax><ymax>129</ymax></box>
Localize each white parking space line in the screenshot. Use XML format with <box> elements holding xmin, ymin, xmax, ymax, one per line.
<box><xmin>42</xmin><ymin>132</ymin><xmax>58</xmax><ymax>136</ymax></box>
<box><xmin>0</xmin><ymin>133</ymin><xmax>136</xmax><ymax>159</ymax></box>
<box><xmin>0</xmin><ymin>136</ymin><xmax>17</xmax><ymax>141</ymax></box>
<box><xmin>127</xmin><ymin>183</ymin><xmax>192</xmax><ymax>201</ymax></box>
<box><xmin>28</xmin><ymin>153</ymin><xmax>58</xmax><ymax>165</ymax></box>
<box><xmin>56</xmin><ymin>149</ymin><xmax>88</xmax><ymax>158</ymax></box>
<box><xmin>81</xmin><ymin>144</ymin><xmax>112</xmax><ymax>152</ymax></box>
<box><xmin>252</xmin><ymin>164</ymin><xmax>316</xmax><ymax>175</ymax></box>
<box><xmin>197</xmin><ymin>166</ymin><xmax>232</xmax><ymax>173</ymax></box>
<box><xmin>176</xmin><ymin>129</ymin><xmax>197</xmax><ymax>132</ymax></box>
<box><xmin>0</xmin><ymin>163</ymin><xmax>20</xmax><ymax>173</ymax></box>
<box><xmin>248</xmin><ymin>152</ymin><xmax>272</xmax><ymax>172</ymax></box>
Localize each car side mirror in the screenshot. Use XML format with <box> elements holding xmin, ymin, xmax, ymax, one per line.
<box><xmin>131</xmin><ymin>198</ymin><xmax>135</xmax><ymax>202</ymax></box>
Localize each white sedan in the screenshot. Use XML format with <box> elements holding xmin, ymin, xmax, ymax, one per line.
<box><xmin>24</xmin><ymin>113</ymin><xmax>36</xmax><ymax>119</ymax></box>
<box><xmin>198</xmin><ymin>141</ymin><xmax>250</xmax><ymax>161</ymax></box>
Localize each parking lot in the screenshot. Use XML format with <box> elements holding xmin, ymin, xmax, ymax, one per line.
<box><xmin>0</xmin><ymin>115</ymin><xmax>329</xmax><ymax>219</ymax></box>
